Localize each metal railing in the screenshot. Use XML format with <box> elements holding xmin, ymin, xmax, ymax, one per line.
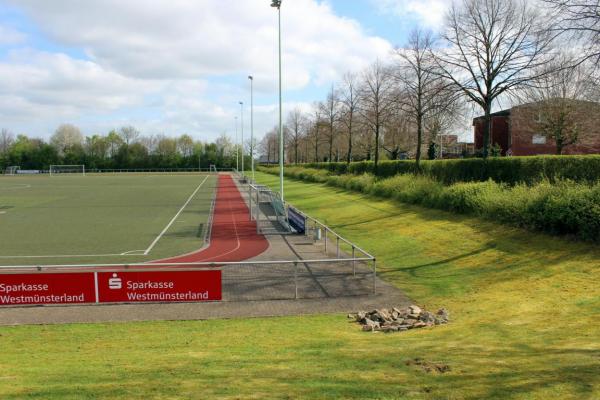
<box><xmin>246</xmin><ymin>180</ymin><xmax>377</xmax><ymax>292</ymax></box>
<box><xmin>0</xmin><ymin>258</ymin><xmax>377</xmax><ymax>301</ymax></box>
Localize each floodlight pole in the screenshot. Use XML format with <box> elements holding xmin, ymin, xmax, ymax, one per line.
<box><xmin>271</xmin><ymin>0</ymin><xmax>284</xmax><ymax>202</ymax></box>
<box><xmin>248</xmin><ymin>75</ymin><xmax>255</xmax><ymax>182</ymax></box>
<box><xmin>239</xmin><ymin>101</ymin><xmax>245</xmax><ymax>178</ymax></box>
<box><xmin>235</xmin><ymin>116</ymin><xmax>239</xmax><ymax>172</ymax></box>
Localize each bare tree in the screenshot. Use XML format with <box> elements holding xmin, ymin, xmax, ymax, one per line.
<box><xmin>395</xmin><ymin>29</ymin><xmax>458</xmax><ymax>166</ymax></box>
<box><xmin>358</xmin><ymin>60</ymin><xmax>397</xmax><ymax>171</ymax></box>
<box><xmin>339</xmin><ymin>72</ymin><xmax>360</xmax><ymax>163</ymax></box>
<box><xmin>519</xmin><ymin>52</ymin><xmax>599</xmax><ymax>154</ymax></box>
<box><xmin>321</xmin><ymin>85</ymin><xmax>340</xmax><ymax>162</ymax></box>
<box><xmin>51</xmin><ymin>124</ymin><xmax>84</xmax><ymax>155</ymax></box>
<box><xmin>382</xmin><ymin>108</ymin><xmax>413</xmax><ymax>160</ymax></box>
<box><xmin>286</xmin><ymin>108</ymin><xmax>305</xmax><ymax>164</ymax></box>
<box><xmin>259</xmin><ymin>128</ymin><xmax>279</xmax><ymax>163</ymax></box>
<box><xmin>436</xmin><ymin>0</ymin><xmax>555</xmax><ymax>158</ymax></box>
<box><xmin>0</xmin><ymin>129</ymin><xmax>14</xmax><ymax>155</ymax></box>
<box><xmin>119</xmin><ymin>125</ymin><xmax>140</xmax><ymax>146</ymax></box>
<box><xmin>177</xmin><ymin>134</ymin><xmax>194</xmax><ymax>157</ymax></box>
<box><xmin>310</xmin><ymin>104</ymin><xmax>324</xmax><ymax>162</ymax></box>
<box><xmin>544</xmin><ymin>0</ymin><xmax>600</xmax><ymax>68</ymax></box>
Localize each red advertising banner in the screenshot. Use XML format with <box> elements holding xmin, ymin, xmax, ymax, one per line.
<box><xmin>96</xmin><ymin>270</ymin><xmax>222</xmax><ymax>303</ymax></box>
<box><xmin>0</xmin><ymin>273</ymin><xmax>95</xmax><ymax>306</ymax></box>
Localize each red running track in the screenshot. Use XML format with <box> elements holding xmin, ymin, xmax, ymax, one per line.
<box><xmin>152</xmin><ymin>174</ymin><xmax>269</xmax><ymax>264</ymax></box>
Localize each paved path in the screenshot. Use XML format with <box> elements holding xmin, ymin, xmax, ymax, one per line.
<box><xmin>0</xmin><ymin>174</ymin><xmax>411</xmax><ymax>326</ymax></box>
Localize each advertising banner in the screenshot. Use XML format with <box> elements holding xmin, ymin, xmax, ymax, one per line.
<box><xmin>288</xmin><ymin>207</ymin><xmax>306</xmax><ymax>234</ymax></box>
<box><xmin>97</xmin><ymin>270</ymin><xmax>222</xmax><ymax>303</ymax></box>
<box><xmin>0</xmin><ymin>270</ymin><xmax>222</xmax><ymax>306</ymax></box>
<box><xmin>0</xmin><ymin>273</ymin><xmax>95</xmax><ymax>306</ymax></box>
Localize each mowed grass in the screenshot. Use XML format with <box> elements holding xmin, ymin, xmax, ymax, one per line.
<box><xmin>0</xmin><ymin>171</ymin><xmax>599</xmax><ymax>399</ymax></box>
<box><xmin>0</xmin><ymin>173</ymin><xmax>216</xmax><ymax>265</ymax></box>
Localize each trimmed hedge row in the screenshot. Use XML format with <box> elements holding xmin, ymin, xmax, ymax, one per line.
<box><xmin>258</xmin><ymin>166</ymin><xmax>600</xmax><ymax>242</ymax></box>
<box><xmin>283</xmin><ymin>155</ymin><xmax>600</xmax><ymax>185</ymax></box>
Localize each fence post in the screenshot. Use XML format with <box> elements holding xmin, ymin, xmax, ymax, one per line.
<box><xmin>294</xmin><ymin>261</ymin><xmax>298</xmax><ymax>299</ymax></box>
<box><xmin>352</xmin><ymin>246</ymin><xmax>356</xmax><ymax>276</ymax></box>
<box><xmin>256</xmin><ymin>197</ymin><xmax>260</xmax><ymax>234</ymax></box>
<box><xmin>249</xmin><ymin>186</ymin><xmax>253</xmax><ymax>221</ymax></box>
<box><xmin>336</xmin><ymin>236</ymin><xmax>340</xmax><ymax>258</ymax></box>
<box><xmin>372</xmin><ymin>258</ymin><xmax>377</xmax><ymax>295</ymax></box>
<box><xmin>324</xmin><ymin>227</ymin><xmax>328</xmax><ymax>253</ymax></box>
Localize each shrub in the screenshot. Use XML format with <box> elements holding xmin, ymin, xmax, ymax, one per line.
<box><xmin>258</xmin><ymin>166</ymin><xmax>600</xmax><ymax>242</ymax></box>
<box><xmin>292</xmin><ymin>155</ymin><xmax>600</xmax><ymax>185</ymax></box>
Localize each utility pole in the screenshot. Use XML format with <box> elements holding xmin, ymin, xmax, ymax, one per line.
<box><xmin>271</xmin><ymin>0</ymin><xmax>284</xmax><ymax>201</ymax></box>
<box><xmin>248</xmin><ymin>75</ymin><xmax>255</xmax><ymax>181</ymax></box>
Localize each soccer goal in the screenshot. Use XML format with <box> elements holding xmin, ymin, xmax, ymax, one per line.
<box><xmin>4</xmin><ymin>166</ymin><xmax>20</xmax><ymax>175</ymax></box>
<box><xmin>209</xmin><ymin>164</ymin><xmax>218</xmax><ymax>174</ymax></box>
<box><xmin>49</xmin><ymin>165</ymin><xmax>86</xmax><ymax>176</ymax></box>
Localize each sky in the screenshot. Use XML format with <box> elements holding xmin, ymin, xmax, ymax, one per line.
<box><xmin>0</xmin><ymin>0</ymin><xmax>453</xmax><ymax>142</ymax></box>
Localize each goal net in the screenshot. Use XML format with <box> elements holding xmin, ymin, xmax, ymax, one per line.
<box><xmin>4</xmin><ymin>166</ymin><xmax>20</xmax><ymax>175</ymax></box>
<box><xmin>209</xmin><ymin>164</ymin><xmax>218</xmax><ymax>174</ymax></box>
<box><xmin>49</xmin><ymin>165</ymin><xmax>86</xmax><ymax>176</ymax></box>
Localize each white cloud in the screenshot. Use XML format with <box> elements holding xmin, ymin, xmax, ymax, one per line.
<box><xmin>372</xmin><ymin>0</ymin><xmax>451</xmax><ymax>28</ymax></box>
<box><xmin>0</xmin><ymin>0</ymin><xmax>393</xmax><ymax>140</ymax></box>
<box><xmin>0</xmin><ymin>50</ymin><xmax>161</xmax><ymax>120</ymax></box>
<box><xmin>8</xmin><ymin>0</ymin><xmax>392</xmax><ymax>89</ymax></box>
<box><xmin>0</xmin><ymin>24</ymin><xmax>26</xmax><ymax>45</ymax></box>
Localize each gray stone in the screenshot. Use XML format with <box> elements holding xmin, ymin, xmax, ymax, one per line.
<box><xmin>378</xmin><ymin>308</ymin><xmax>392</xmax><ymax>321</ymax></box>
<box><xmin>409</xmin><ymin>305</ymin><xmax>422</xmax><ymax>315</ymax></box>
<box><xmin>362</xmin><ymin>325</ymin><xmax>375</xmax><ymax>332</ymax></box>
<box><xmin>419</xmin><ymin>311</ymin><xmax>436</xmax><ymax>324</ymax></box>
<box><xmin>436</xmin><ymin>308</ymin><xmax>449</xmax><ymax>321</ymax></box>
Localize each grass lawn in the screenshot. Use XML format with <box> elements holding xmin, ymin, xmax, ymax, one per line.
<box><xmin>0</xmin><ymin>174</ymin><xmax>216</xmax><ymax>265</ymax></box>
<box><xmin>0</xmin><ymin>171</ymin><xmax>598</xmax><ymax>399</ymax></box>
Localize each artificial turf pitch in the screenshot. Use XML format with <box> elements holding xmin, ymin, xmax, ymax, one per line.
<box><xmin>0</xmin><ymin>173</ymin><xmax>217</xmax><ymax>266</ymax></box>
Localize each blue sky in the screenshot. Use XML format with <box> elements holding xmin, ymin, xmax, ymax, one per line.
<box><xmin>0</xmin><ymin>0</ymin><xmax>452</xmax><ymax>141</ymax></box>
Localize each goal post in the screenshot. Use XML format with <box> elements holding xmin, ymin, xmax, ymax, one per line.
<box><xmin>209</xmin><ymin>164</ymin><xmax>218</xmax><ymax>174</ymax></box>
<box><xmin>49</xmin><ymin>165</ymin><xmax>86</xmax><ymax>176</ymax></box>
<box><xmin>4</xmin><ymin>166</ymin><xmax>20</xmax><ymax>175</ymax></box>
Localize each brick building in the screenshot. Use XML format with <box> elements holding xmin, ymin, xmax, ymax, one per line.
<box><xmin>473</xmin><ymin>100</ymin><xmax>600</xmax><ymax>156</ymax></box>
<box><xmin>439</xmin><ymin>134</ymin><xmax>475</xmax><ymax>158</ymax></box>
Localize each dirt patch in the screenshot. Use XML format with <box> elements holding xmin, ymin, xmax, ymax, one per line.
<box><xmin>406</xmin><ymin>358</ymin><xmax>451</xmax><ymax>374</ymax></box>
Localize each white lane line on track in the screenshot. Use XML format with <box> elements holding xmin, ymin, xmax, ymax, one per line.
<box><xmin>192</xmin><ymin>198</ymin><xmax>241</xmax><ymax>262</ymax></box>
<box><xmin>143</xmin><ymin>175</ymin><xmax>209</xmax><ymax>255</ymax></box>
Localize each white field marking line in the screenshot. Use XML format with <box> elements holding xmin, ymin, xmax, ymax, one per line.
<box><xmin>0</xmin><ymin>184</ymin><xmax>31</xmax><ymax>190</ymax></box>
<box><xmin>0</xmin><ymin>253</ymin><xmax>126</xmax><ymax>259</ymax></box>
<box><xmin>0</xmin><ymin>251</ymin><xmax>153</xmax><ymax>259</ymax></box>
<box><xmin>143</xmin><ymin>175</ymin><xmax>209</xmax><ymax>256</ymax></box>
<box><xmin>193</xmin><ymin>199</ymin><xmax>241</xmax><ymax>262</ymax></box>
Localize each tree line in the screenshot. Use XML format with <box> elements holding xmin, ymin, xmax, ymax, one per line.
<box><xmin>0</xmin><ymin>124</ymin><xmax>248</xmax><ymax>171</ymax></box>
<box><xmin>260</xmin><ymin>0</ymin><xmax>600</xmax><ymax>169</ymax></box>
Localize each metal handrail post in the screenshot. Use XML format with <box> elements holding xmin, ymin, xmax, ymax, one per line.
<box><xmin>294</xmin><ymin>261</ymin><xmax>298</xmax><ymax>299</ymax></box>
<box><xmin>352</xmin><ymin>246</ymin><xmax>356</xmax><ymax>276</ymax></box>
<box><xmin>372</xmin><ymin>259</ymin><xmax>377</xmax><ymax>294</ymax></box>
<box><xmin>249</xmin><ymin>185</ymin><xmax>253</xmax><ymax>221</ymax></box>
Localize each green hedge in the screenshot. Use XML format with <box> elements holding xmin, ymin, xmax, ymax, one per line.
<box><xmin>258</xmin><ymin>166</ymin><xmax>600</xmax><ymax>242</ymax></box>
<box><xmin>294</xmin><ymin>155</ymin><xmax>600</xmax><ymax>185</ymax></box>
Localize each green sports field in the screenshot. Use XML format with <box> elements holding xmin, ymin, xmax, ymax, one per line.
<box><xmin>0</xmin><ymin>173</ymin><xmax>217</xmax><ymax>266</ymax></box>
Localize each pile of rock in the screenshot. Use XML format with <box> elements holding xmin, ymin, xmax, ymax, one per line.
<box><xmin>349</xmin><ymin>305</ymin><xmax>449</xmax><ymax>333</ymax></box>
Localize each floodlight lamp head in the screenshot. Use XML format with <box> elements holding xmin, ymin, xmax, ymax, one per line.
<box><xmin>270</xmin><ymin>0</ymin><xmax>281</xmax><ymax>9</ymax></box>
<box><xmin>248</xmin><ymin>75</ymin><xmax>253</xmax><ymax>80</ymax></box>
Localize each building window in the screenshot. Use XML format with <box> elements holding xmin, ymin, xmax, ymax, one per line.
<box><xmin>532</xmin><ymin>134</ymin><xmax>547</xmax><ymax>144</ymax></box>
